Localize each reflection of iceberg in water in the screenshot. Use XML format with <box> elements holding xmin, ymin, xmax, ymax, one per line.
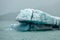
<box><xmin>9</xmin><ymin>8</ymin><xmax>60</xmax><ymax>31</ymax></box>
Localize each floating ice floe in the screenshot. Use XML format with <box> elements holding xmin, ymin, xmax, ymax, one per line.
<box><xmin>9</xmin><ymin>8</ymin><xmax>60</xmax><ymax>31</ymax></box>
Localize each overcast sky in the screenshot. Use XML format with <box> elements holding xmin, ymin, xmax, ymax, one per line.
<box><xmin>0</xmin><ymin>0</ymin><xmax>60</xmax><ymax>16</ymax></box>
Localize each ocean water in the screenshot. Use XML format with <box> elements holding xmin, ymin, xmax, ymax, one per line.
<box><xmin>0</xmin><ymin>13</ymin><xmax>60</xmax><ymax>40</ymax></box>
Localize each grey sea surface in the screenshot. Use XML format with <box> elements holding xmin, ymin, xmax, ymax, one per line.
<box><xmin>0</xmin><ymin>13</ymin><xmax>60</xmax><ymax>40</ymax></box>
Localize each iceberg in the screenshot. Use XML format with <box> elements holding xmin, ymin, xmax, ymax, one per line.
<box><xmin>9</xmin><ymin>8</ymin><xmax>60</xmax><ymax>31</ymax></box>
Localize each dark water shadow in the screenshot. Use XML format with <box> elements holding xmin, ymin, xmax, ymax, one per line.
<box><xmin>16</xmin><ymin>29</ymin><xmax>56</xmax><ymax>32</ymax></box>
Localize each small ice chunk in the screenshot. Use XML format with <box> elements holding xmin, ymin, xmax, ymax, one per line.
<box><xmin>9</xmin><ymin>23</ymin><xmax>30</xmax><ymax>31</ymax></box>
